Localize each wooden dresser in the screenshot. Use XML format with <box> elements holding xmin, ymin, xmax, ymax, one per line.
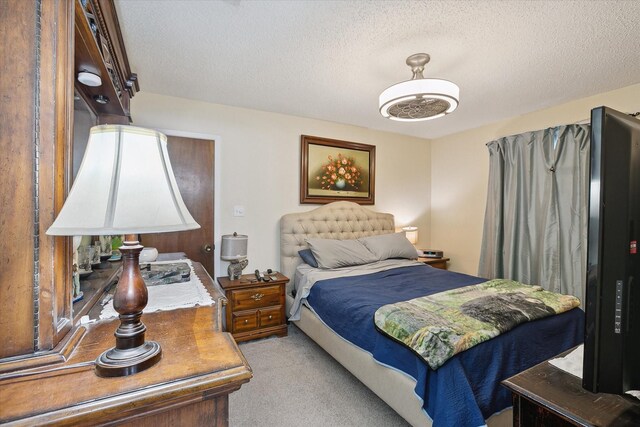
<box><xmin>218</xmin><ymin>273</ymin><xmax>289</xmax><ymax>342</ymax></box>
<box><xmin>0</xmin><ymin>263</ymin><xmax>252</xmax><ymax>426</ymax></box>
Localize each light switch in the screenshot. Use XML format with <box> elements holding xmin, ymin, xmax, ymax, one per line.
<box><xmin>233</xmin><ymin>205</ymin><xmax>245</xmax><ymax>217</ymax></box>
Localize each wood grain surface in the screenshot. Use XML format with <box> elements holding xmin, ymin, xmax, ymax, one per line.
<box><xmin>0</xmin><ymin>263</ymin><xmax>251</xmax><ymax>426</ymax></box>
<box><xmin>503</xmin><ymin>352</ymin><xmax>640</xmax><ymax>426</ymax></box>
<box><xmin>142</xmin><ymin>136</ymin><xmax>215</xmax><ymax>275</ymax></box>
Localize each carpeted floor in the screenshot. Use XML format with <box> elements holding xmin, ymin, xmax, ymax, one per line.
<box><xmin>230</xmin><ymin>324</ymin><xmax>410</xmax><ymax>427</ymax></box>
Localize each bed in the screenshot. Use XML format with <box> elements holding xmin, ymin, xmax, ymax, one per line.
<box><xmin>280</xmin><ymin>201</ymin><xmax>584</xmax><ymax>427</ymax></box>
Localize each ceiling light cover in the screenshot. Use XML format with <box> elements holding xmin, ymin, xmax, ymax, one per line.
<box><xmin>379</xmin><ymin>53</ymin><xmax>459</xmax><ymax>121</ymax></box>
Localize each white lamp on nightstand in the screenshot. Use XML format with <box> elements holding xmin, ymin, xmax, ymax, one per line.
<box><xmin>402</xmin><ymin>226</ymin><xmax>418</xmax><ymax>245</ymax></box>
<box><xmin>221</xmin><ymin>232</ymin><xmax>249</xmax><ymax>280</ymax></box>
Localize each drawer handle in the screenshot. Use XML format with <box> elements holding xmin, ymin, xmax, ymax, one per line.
<box><xmin>244</xmin><ymin>319</ymin><xmax>248</xmax><ymax>324</ymax></box>
<box><xmin>268</xmin><ymin>315</ymin><xmax>273</xmax><ymax>320</ymax></box>
<box><xmin>251</xmin><ymin>293</ymin><xmax>264</xmax><ymax>301</ymax></box>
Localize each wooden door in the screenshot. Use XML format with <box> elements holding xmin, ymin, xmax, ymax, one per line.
<box><xmin>142</xmin><ymin>136</ymin><xmax>215</xmax><ymax>275</ymax></box>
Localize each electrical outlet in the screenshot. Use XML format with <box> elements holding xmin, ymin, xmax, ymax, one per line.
<box><xmin>233</xmin><ymin>205</ymin><xmax>245</xmax><ymax>217</ymax></box>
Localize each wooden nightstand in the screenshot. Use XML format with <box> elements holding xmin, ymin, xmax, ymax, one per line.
<box><xmin>218</xmin><ymin>272</ymin><xmax>289</xmax><ymax>343</ymax></box>
<box><xmin>418</xmin><ymin>257</ymin><xmax>450</xmax><ymax>270</ymax></box>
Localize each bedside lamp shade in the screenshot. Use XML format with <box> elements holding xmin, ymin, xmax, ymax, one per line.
<box><xmin>402</xmin><ymin>226</ymin><xmax>418</xmax><ymax>245</ymax></box>
<box><xmin>221</xmin><ymin>233</ymin><xmax>248</xmax><ymax>261</ymax></box>
<box><xmin>47</xmin><ymin>124</ymin><xmax>199</xmax><ymax>378</ymax></box>
<box><xmin>221</xmin><ymin>233</ymin><xmax>248</xmax><ymax>280</ymax></box>
<box><xmin>47</xmin><ymin>125</ymin><xmax>199</xmax><ymax>235</ymax></box>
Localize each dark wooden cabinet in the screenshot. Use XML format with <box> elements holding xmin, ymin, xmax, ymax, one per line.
<box><xmin>1</xmin><ymin>0</ymin><xmax>75</xmax><ymax>362</ymax></box>
<box><xmin>218</xmin><ymin>273</ymin><xmax>289</xmax><ymax>342</ymax></box>
<box><xmin>1</xmin><ymin>3</ymin><xmax>253</xmax><ymax>426</ymax></box>
<box><xmin>0</xmin><ymin>0</ymin><xmax>137</xmax><ymax>365</ymax></box>
<box><xmin>74</xmin><ymin>0</ymin><xmax>138</xmax><ymax>120</ymax></box>
<box><xmin>0</xmin><ymin>0</ymin><xmax>138</xmax><ymax>363</ymax></box>
<box><xmin>503</xmin><ymin>350</ymin><xmax>640</xmax><ymax>426</ymax></box>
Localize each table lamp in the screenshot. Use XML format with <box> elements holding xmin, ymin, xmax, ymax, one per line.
<box><xmin>402</xmin><ymin>226</ymin><xmax>418</xmax><ymax>245</ymax></box>
<box><xmin>221</xmin><ymin>233</ymin><xmax>248</xmax><ymax>280</ymax></box>
<box><xmin>47</xmin><ymin>124</ymin><xmax>199</xmax><ymax>377</ymax></box>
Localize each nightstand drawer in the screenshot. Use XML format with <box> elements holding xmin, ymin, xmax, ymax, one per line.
<box><xmin>232</xmin><ymin>311</ymin><xmax>258</xmax><ymax>333</ymax></box>
<box><xmin>259</xmin><ymin>306</ymin><xmax>282</xmax><ymax>328</ymax></box>
<box><xmin>231</xmin><ymin>285</ymin><xmax>281</xmax><ymax>310</ymax></box>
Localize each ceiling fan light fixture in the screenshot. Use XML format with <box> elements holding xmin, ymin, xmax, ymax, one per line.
<box><xmin>379</xmin><ymin>53</ymin><xmax>459</xmax><ymax>121</ymax></box>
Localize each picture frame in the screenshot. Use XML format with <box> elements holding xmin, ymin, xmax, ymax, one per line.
<box><xmin>300</xmin><ymin>135</ymin><xmax>375</xmax><ymax>205</ymax></box>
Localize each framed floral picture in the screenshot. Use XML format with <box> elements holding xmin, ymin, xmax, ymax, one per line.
<box><xmin>300</xmin><ymin>135</ymin><xmax>375</xmax><ymax>205</ymax></box>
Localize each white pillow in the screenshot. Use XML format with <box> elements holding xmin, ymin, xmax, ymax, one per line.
<box><xmin>358</xmin><ymin>232</ymin><xmax>418</xmax><ymax>261</ymax></box>
<box><xmin>306</xmin><ymin>238</ymin><xmax>378</xmax><ymax>269</ymax></box>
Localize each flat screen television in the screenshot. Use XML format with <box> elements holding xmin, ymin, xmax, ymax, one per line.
<box><xmin>583</xmin><ymin>106</ymin><xmax>640</xmax><ymax>394</ymax></box>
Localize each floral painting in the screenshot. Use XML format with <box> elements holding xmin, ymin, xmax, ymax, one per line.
<box><xmin>300</xmin><ymin>135</ymin><xmax>375</xmax><ymax>204</ymax></box>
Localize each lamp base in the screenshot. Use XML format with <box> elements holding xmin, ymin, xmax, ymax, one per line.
<box><xmin>94</xmin><ymin>236</ymin><xmax>162</xmax><ymax>378</ymax></box>
<box><xmin>228</xmin><ymin>258</ymin><xmax>249</xmax><ymax>280</ymax></box>
<box><xmin>95</xmin><ymin>340</ymin><xmax>161</xmax><ymax>378</ymax></box>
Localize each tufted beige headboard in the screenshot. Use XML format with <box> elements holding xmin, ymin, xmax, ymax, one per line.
<box><xmin>280</xmin><ymin>201</ymin><xmax>395</xmax><ymax>294</ymax></box>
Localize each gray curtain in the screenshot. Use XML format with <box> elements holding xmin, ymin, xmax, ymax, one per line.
<box><xmin>478</xmin><ymin>125</ymin><xmax>590</xmax><ymax>303</ymax></box>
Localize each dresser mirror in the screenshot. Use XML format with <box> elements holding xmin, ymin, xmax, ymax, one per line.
<box><xmin>72</xmin><ymin>90</ymin><xmax>97</xmax><ymax>182</ymax></box>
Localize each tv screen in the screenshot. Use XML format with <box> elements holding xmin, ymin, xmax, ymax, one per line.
<box><xmin>583</xmin><ymin>106</ymin><xmax>640</xmax><ymax>394</ymax></box>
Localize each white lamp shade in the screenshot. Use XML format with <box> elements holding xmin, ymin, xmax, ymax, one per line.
<box><xmin>47</xmin><ymin>125</ymin><xmax>200</xmax><ymax>236</ymax></box>
<box><xmin>220</xmin><ymin>233</ymin><xmax>248</xmax><ymax>261</ymax></box>
<box><xmin>402</xmin><ymin>226</ymin><xmax>418</xmax><ymax>245</ymax></box>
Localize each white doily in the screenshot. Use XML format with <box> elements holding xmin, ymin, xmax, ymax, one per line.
<box><xmin>99</xmin><ymin>259</ymin><xmax>214</xmax><ymax>320</ymax></box>
<box><xmin>549</xmin><ymin>344</ymin><xmax>640</xmax><ymax>400</ymax></box>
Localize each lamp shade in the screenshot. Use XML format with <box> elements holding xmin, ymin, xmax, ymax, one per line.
<box><xmin>402</xmin><ymin>226</ymin><xmax>418</xmax><ymax>245</ymax></box>
<box><xmin>220</xmin><ymin>233</ymin><xmax>248</xmax><ymax>261</ymax></box>
<box><xmin>47</xmin><ymin>124</ymin><xmax>200</xmax><ymax>236</ymax></box>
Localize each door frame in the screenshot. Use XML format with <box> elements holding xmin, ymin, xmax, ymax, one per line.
<box><xmin>155</xmin><ymin>128</ymin><xmax>222</xmax><ymax>277</ymax></box>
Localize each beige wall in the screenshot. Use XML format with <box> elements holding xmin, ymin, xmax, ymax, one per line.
<box><xmin>131</xmin><ymin>92</ymin><xmax>431</xmax><ymax>277</ymax></box>
<box><xmin>430</xmin><ymin>83</ymin><xmax>640</xmax><ymax>276</ymax></box>
<box><xmin>131</xmin><ymin>83</ymin><xmax>639</xmax><ymax>279</ymax></box>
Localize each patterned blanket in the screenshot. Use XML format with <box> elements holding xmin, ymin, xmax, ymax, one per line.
<box><xmin>374</xmin><ymin>279</ymin><xmax>580</xmax><ymax>370</ymax></box>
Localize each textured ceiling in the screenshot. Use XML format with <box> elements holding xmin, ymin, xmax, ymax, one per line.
<box><xmin>114</xmin><ymin>0</ymin><xmax>640</xmax><ymax>139</ymax></box>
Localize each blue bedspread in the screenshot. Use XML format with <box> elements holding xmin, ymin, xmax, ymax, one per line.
<box><xmin>306</xmin><ymin>264</ymin><xmax>584</xmax><ymax>427</ymax></box>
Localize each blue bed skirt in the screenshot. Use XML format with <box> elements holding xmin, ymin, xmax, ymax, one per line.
<box><xmin>306</xmin><ymin>264</ymin><xmax>584</xmax><ymax>427</ymax></box>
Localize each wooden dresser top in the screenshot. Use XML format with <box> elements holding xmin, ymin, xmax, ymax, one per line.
<box><xmin>0</xmin><ymin>263</ymin><xmax>252</xmax><ymax>426</ymax></box>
